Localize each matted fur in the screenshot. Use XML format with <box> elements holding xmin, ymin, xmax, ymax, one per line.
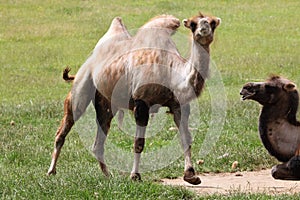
<box><xmin>241</xmin><ymin>76</ymin><xmax>300</xmax><ymax>180</ymax></box>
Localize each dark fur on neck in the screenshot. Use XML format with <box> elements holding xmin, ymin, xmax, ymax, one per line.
<box><xmin>259</xmin><ymin>86</ymin><xmax>300</xmax><ymax>162</ymax></box>
<box><xmin>287</xmin><ymin>89</ymin><xmax>300</xmax><ymax>126</ymax></box>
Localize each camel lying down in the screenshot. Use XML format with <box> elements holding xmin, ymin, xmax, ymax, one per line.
<box><xmin>241</xmin><ymin>76</ymin><xmax>300</xmax><ymax>180</ymax></box>
<box><xmin>47</xmin><ymin>13</ymin><xmax>221</xmax><ymax>185</ymax></box>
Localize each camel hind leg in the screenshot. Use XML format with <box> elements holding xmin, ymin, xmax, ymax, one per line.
<box><xmin>47</xmin><ymin>82</ymin><xmax>94</xmax><ymax>175</ymax></box>
<box><xmin>92</xmin><ymin>91</ymin><xmax>114</xmax><ymax>177</ymax></box>
<box><xmin>47</xmin><ymin>92</ymin><xmax>75</xmax><ymax>175</ymax></box>
<box><xmin>272</xmin><ymin>145</ymin><xmax>300</xmax><ymax>180</ymax></box>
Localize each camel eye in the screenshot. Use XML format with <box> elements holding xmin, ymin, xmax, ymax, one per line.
<box><xmin>243</xmin><ymin>85</ymin><xmax>253</xmax><ymax>91</ymax></box>
<box><xmin>210</xmin><ymin>21</ymin><xmax>216</xmax><ymax>29</ymax></box>
<box><xmin>244</xmin><ymin>86</ymin><xmax>250</xmax><ymax>90</ymax></box>
<box><xmin>190</xmin><ymin>22</ymin><xmax>197</xmax><ymax>32</ymax></box>
<box><xmin>265</xmin><ymin>85</ymin><xmax>278</xmax><ymax>93</ymax></box>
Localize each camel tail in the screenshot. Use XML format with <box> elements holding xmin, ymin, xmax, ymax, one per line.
<box><xmin>63</xmin><ymin>67</ymin><xmax>75</xmax><ymax>82</ymax></box>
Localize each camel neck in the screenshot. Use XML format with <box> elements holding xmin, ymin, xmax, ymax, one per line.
<box><xmin>188</xmin><ymin>41</ymin><xmax>210</xmax><ymax>96</ymax></box>
<box><xmin>260</xmin><ymin>104</ymin><xmax>289</xmax><ymax>124</ymax></box>
<box><xmin>260</xmin><ymin>103</ymin><xmax>300</xmax><ymax>127</ymax></box>
<box><xmin>258</xmin><ymin>105</ymin><xmax>291</xmax><ymax>162</ymax></box>
<box><xmin>190</xmin><ymin>41</ymin><xmax>210</xmax><ymax>75</ymax></box>
<box><xmin>174</xmin><ymin>40</ymin><xmax>211</xmax><ymax>103</ymax></box>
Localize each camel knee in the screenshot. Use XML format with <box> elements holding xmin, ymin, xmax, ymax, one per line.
<box><xmin>55</xmin><ymin>116</ymin><xmax>74</xmax><ymax>143</ymax></box>
<box><xmin>134</xmin><ymin>100</ymin><xmax>149</xmax><ymax>127</ymax></box>
<box><xmin>134</xmin><ymin>138</ymin><xmax>145</xmax><ymax>153</ymax></box>
<box><xmin>271</xmin><ymin>165</ymin><xmax>282</xmax><ymax>179</ymax></box>
<box><xmin>54</xmin><ymin>135</ymin><xmax>66</xmax><ymax>148</ymax></box>
<box><xmin>287</xmin><ymin>155</ymin><xmax>300</xmax><ymax>177</ymax></box>
<box><xmin>271</xmin><ymin>163</ymin><xmax>300</xmax><ymax>180</ymax></box>
<box><xmin>53</xmin><ymin>110</ymin><xmax>74</xmax><ymax>153</ymax></box>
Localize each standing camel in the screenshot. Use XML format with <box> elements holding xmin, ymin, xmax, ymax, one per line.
<box><xmin>47</xmin><ymin>13</ymin><xmax>221</xmax><ymax>185</ymax></box>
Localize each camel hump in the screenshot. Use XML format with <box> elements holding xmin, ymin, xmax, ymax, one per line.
<box><xmin>95</xmin><ymin>16</ymin><xmax>131</xmax><ymax>49</ymax></box>
<box><xmin>63</xmin><ymin>67</ymin><xmax>75</xmax><ymax>82</ymax></box>
<box><xmin>107</xmin><ymin>17</ymin><xmax>131</xmax><ymax>37</ymax></box>
<box><xmin>142</xmin><ymin>15</ymin><xmax>180</xmax><ymax>33</ymax></box>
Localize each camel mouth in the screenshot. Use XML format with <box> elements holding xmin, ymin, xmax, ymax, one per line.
<box><xmin>240</xmin><ymin>83</ymin><xmax>258</xmax><ymax>101</ymax></box>
<box><xmin>241</xmin><ymin>93</ymin><xmax>254</xmax><ymax>100</ymax></box>
<box><xmin>240</xmin><ymin>91</ymin><xmax>255</xmax><ymax>101</ymax></box>
<box><xmin>198</xmin><ymin>28</ymin><xmax>210</xmax><ymax>37</ymax></box>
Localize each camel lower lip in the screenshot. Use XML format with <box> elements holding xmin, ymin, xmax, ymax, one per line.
<box><xmin>200</xmin><ymin>32</ymin><xmax>209</xmax><ymax>36</ymax></box>
<box><xmin>241</xmin><ymin>93</ymin><xmax>254</xmax><ymax>100</ymax></box>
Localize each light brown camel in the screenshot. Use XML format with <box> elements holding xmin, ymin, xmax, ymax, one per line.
<box><xmin>240</xmin><ymin>75</ymin><xmax>300</xmax><ymax>180</ymax></box>
<box><xmin>47</xmin><ymin>13</ymin><xmax>221</xmax><ymax>185</ymax></box>
<box><xmin>62</xmin><ymin>67</ymin><xmax>160</xmax><ymax>128</ymax></box>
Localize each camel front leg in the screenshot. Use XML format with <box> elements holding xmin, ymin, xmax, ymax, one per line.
<box><xmin>130</xmin><ymin>100</ymin><xmax>149</xmax><ymax>181</ymax></box>
<box><xmin>271</xmin><ymin>159</ymin><xmax>300</xmax><ymax>180</ymax></box>
<box><xmin>172</xmin><ymin>103</ymin><xmax>201</xmax><ymax>185</ymax></box>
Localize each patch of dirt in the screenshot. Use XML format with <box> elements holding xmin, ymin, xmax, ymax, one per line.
<box><xmin>162</xmin><ymin>169</ymin><xmax>300</xmax><ymax>195</ymax></box>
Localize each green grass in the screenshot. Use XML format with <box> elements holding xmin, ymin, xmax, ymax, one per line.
<box><xmin>1</xmin><ymin>0</ymin><xmax>300</xmax><ymax>199</ymax></box>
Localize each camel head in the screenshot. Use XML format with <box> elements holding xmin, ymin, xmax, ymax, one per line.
<box><xmin>183</xmin><ymin>12</ymin><xmax>221</xmax><ymax>46</ymax></box>
<box><xmin>240</xmin><ymin>76</ymin><xmax>297</xmax><ymax>105</ymax></box>
<box><xmin>240</xmin><ymin>76</ymin><xmax>300</xmax><ymax>124</ymax></box>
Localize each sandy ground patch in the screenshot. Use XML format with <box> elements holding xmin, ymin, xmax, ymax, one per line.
<box><xmin>162</xmin><ymin>169</ymin><xmax>300</xmax><ymax>195</ymax></box>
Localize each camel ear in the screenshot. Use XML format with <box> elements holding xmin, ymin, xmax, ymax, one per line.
<box><xmin>215</xmin><ymin>17</ymin><xmax>221</xmax><ymax>26</ymax></box>
<box><xmin>211</xmin><ymin>17</ymin><xmax>221</xmax><ymax>30</ymax></box>
<box><xmin>284</xmin><ymin>82</ymin><xmax>296</xmax><ymax>92</ymax></box>
<box><xmin>183</xmin><ymin>19</ymin><xmax>190</xmax><ymax>28</ymax></box>
<box><xmin>198</xmin><ymin>12</ymin><xmax>205</xmax><ymax>18</ymax></box>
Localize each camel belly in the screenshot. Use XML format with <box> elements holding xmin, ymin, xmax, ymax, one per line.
<box><xmin>267</xmin><ymin>119</ymin><xmax>300</xmax><ymax>159</ymax></box>
<box><xmin>132</xmin><ymin>83</ymin><xmax>174</xmax><ymax>106</ymax></box>
<box><xmin>93</xmin><ymin>67</ymin><xmax>174</xmax><ymax>109</ymax></box>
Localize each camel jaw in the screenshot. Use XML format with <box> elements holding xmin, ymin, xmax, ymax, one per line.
<box><xmin>240</xmin><ymin>82</ymin><xmax>261</xmax><ymax>101</ymax></box>
<box><xmin>240</xmin><ymin>90</ymin><xmax>255</xmax><ymax>101</ymax></box>
<box><xmin>198</xmin><ymin>29</ymin><xmax>210</xmax><ymax>37</ymax></box>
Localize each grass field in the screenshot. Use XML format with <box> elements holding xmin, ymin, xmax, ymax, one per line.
<box><xmin>1</xmin><ymin>0</ymin><xmax>300</xmax><ymax>199</ymax></box>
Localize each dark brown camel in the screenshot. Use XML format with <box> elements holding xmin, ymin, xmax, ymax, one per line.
<box><xmin>240</xmin><ymin>75</ymin><xmax>300</xmax><ymax>180</ymax></box>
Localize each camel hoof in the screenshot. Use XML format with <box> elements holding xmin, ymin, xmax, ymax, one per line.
<box><xmin>183</xmin><ymin>167</ymin><xmax>201</xmax><ymax>185</ymax></box>
<box><xmin>183</xmin><ymin>175</ymin><xmax>201</xmax><ymax>185</ymax></box>
<box><xmin>130</xmin><ymin>173</ymin><xmax>142</xmax><ymax>181</ymax></box>
<box><xmin>99</xmin><ymin>162</ymin><xmax>110</xmax><ymax>178</ymax></box>
<box><xmin>47</xmin><ymin>169</ymin><xmax>56</xmax><ymax>176</ymax></box>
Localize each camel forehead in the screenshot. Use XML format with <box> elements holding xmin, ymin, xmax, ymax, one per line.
<box><xmin>267</xmin><ymin>76</ymin><xmax>293</xmax><ymax>86</ymax></box>
<box><xmin>243</xmin><ymin>82</ymin><xmax>265</xmax><ymax>88</ymax></box>
<box><xmin>189</xmin><ymin>15</ymin><xmax>216</xmax><ymax>24</ymax></box>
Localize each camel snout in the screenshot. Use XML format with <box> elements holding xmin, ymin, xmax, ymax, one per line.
<box><xmin>196</xmin><ymin>28</ymin><xmax>210</xmax><ymax>37</ymax></box>
<box><xmin>240</xmin><ymin>86</ymin><xmax>255</xmax><ymax>101</ymax></box>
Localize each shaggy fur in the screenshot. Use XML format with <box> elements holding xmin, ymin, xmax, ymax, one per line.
<box><xmin>241</xmin><ymin>76</ymin><xmax>300</xmax><ymax>180</ymax></box>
